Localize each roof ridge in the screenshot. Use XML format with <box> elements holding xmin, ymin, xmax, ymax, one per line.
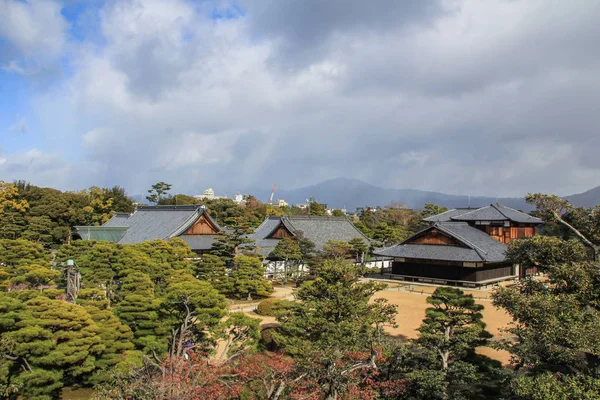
<box><xmin>168</xmin><ymin>208</ymin><xmax>204</xmax><ymax>238</ymax></box>
<box><xmin>434</xmin><ymin>222</ymin><xmax>488</xmax><ymax>257</ymax></box>
<box><xmin>490</xmin><ymin>203</ymin><xmax>510</xmax><ymax>219</ymax></box>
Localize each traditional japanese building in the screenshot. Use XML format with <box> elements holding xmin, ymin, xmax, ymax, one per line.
<box><xmin>374</xmin><ymin>204</ymin><xmax>543</xmax><ymax>286</ymax></box>
<box><xmin>250</xmin><ymin>215</ymin><xmax>371</xmax><ymax>260</ymax></box>
<box><xmin>74</xmin><ymin>205</ymin><xmax>224</xmax><ymax>253</ymax></box>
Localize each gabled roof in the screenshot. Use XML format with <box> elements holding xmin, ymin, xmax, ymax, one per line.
<box><xmin>375</xmin><ymin>222</ymin><xmax>507</xmax><ymax>263</ymax></box>
<box><xmin>250</xmin><ymin>215</ymin><xmax>371</xmax><ymax>257</ymax></box>
<box><xmin>77</xmin><ymin>205</ymin><xmax>222</xmax><ymax>249</ymax></box>
<box><xmin>424</xmin><ymin>204</ymin><xmax>543</xmax><ymax>224</ymax></box>
<box><xmin>423</xmin><ymin>208</ymin><xmax>474</xmax><ymax>222</ymax></box>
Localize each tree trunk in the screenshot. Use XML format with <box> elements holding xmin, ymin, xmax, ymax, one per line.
<box><xmin>552</xmin><ymin>211</ymin><xmax>599</xmax><ymax>262</ymax></box>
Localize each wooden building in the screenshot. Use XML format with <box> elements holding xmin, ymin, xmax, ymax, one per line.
<box><xmin>250</xmin><ymin>215</ymin><xmax>371</xmax><ymax>260</ymax></box>
<box><xmin>74</xmin><ymin>205</ymin><xmax>224</xmax><ymax>253</ymax></box>
<box><xmin>375</xmin><ymin>204</ymin><xmax>543</xmax><ymax>286</ymax></box>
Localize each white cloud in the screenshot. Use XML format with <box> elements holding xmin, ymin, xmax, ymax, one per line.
<box><xmin>0</xmin><ymin>0</ymin><xmax>67</xmax><ymax>68</ymax></box>
<box><xmin>3</xmin><ymin>0</ymin><xmax>600</xmax><ymax>198</ymax></box>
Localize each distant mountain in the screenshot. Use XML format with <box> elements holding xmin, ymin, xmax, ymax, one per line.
<box><xmin>565</xmin><ymin>185</ymin><xmax>600</xmax><ymax>207</ymax></box>
<box><xmin>248</xmin><ymin>178</ymin><xmax>600</xmax><ymax>212</ymax></box>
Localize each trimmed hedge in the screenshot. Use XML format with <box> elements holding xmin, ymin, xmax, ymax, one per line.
<box><xmin>256</xmin><ymin>298</ymin><xmax>282</xmax><ymax>316</ymax></box>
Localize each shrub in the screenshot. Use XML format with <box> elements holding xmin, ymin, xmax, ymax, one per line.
<box><xmin>256</xmin><ymin>298</ymin><xmax>281</xmax><ymax>316</ymax></box>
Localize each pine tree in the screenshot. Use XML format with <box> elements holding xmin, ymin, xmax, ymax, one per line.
<box><xmin>194</xmin><ymin>254</ymin><xmax>233</xmax><ymax>295</ymax></box>
<box><xmin>274</xmin><ymin>260</ymin><xmax>397</xmax><ymax>399</ymax></box>
<box><xmin>230</xmin><ymin>255</ymin><xmax>273</xmax><ymax>300</ymax></box>
<box><xmin>1</xmin><ymin>294</ymin><xmax>102</xmax><ymax>399</ymax></box>
<box><xmin>417</xmin><ymin>287</ymin><xmax>490</xmax><ymax>372</ymax></box>
<box><xmin>77</xmin><ymin>288</ymin><xmax>141</xmax><ymax>385</ymax></box>
<box><xmin>115</xmin><ymin>272</ymin><xmax>167</xmax><ymax>353</ymax></box>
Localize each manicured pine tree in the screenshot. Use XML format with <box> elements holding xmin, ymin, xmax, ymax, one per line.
<box><xmin>417</xmin><ymin>287</ymin><xmax>490</xmax><ymax>372</ymax></box>
<box><xmin>230</xmin><ymin>255</ymin><xmax>273</xmax><ymax>300</ymax></box>
<box><xmin>115</xmin><ymin>272</ymin><xmax>167</xmax><ymax>353</ymax></box>
<box><xmin>193</xmin><ymin>254</ymin><xmax>233</xmax><ymax>295</ymax></box>
<box><xmin>1</xmin><ymin>294</ymin><xmax>102</xmax><ymax>400</ymax></box>
<box><xmin>77</xmin><ymin>288</ymin><xmax>141</xmax><ymax>385</ymax></box>
<box><xmin>274</xmin><ymin>259</ymin><xmax>397</xmax><ymax>399</ymax></box>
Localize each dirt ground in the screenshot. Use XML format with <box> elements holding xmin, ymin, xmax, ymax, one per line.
<box><xmin>242</xmin><ymin>282</ymin><xmax>514</xmax><ymax>366</ymax></box>
<box><xmin>373</xmin><ymin>287</ymin><xmax>513</xmax><ymax>365</ymax></box>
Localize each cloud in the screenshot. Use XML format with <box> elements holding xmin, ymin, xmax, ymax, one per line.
<box><xmin>3</xmin><ymin>0</ymin><xmax>600</xmax><ymax>199</ymax></box>
<box><xmin>0</xmin><ymin>0</ymin><xmax>68</xmax><ymax>71</ymax></box>
<box><xmin>9</xmin><ymin>116</ymin><xmax>27</xmax><ymax>133</ymax></box>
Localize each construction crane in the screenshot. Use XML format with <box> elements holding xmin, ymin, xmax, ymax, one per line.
<box><xmin>269</xmin><ymin>183</ymin><xmax>277</xmax><ymax>205</ymax></box>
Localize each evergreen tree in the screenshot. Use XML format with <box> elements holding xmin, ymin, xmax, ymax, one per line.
<box><xmin>193</xmin><ymin>254</ymin><xmax>233</xmax><ymax>295</ymax></box>
<box><xmin>0</xmin><ymin>294</ymin><xmax>102</xmax><ymax>400</ymax></box>
<box><xmin>0</xmin><ymin>239</ymin><xmax>50</xmax><ymax>268</ymax></box>
<box><xmin>230</xmin><ymin>255</ymin><xmax>273</xmax><ymax>300</ymax></box>
<box><xmin>77</xmin><ymin>289</ymin><xmax>141</xmax><ymax>385</ymax></box>
<box><xmin>416</xmin><ymin>287</ymin><xmax>491</xmax><ymax>372</ymax></box>
<box><xmin>115</xmin><ymin>272</ymin><xmax>166</xmax><ymax>353</ymax></box>
<box><xmin>161</xmin><ymin>273</ymin><xmax>228</xmax><ymax>345</ymax></box>
<box><xmin>274</xmin><ymin>260</ymin><xmax>397</xmax><ymax>399</ymax></box>
<box><xmin>271</xmin><ymin>237</ymin><xmax>302</xmax><ymax>283</ymax></box>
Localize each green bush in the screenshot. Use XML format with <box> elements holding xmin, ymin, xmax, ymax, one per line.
<box><xmin>256</xmin><ymin>298</ymin><xmax>282</xmax><ymax>316</ymax></box>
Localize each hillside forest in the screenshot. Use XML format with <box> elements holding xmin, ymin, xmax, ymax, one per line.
<box><xmin>1</xmin><ymin>180</ymin><xmax>600</xmax><ymax>399</ymax></box>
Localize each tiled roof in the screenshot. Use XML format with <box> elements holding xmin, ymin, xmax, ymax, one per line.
<box><xmin>451</xmin><ymin>204</ymin><xmax>543</xmax><ymax>224</ymax></box>
<box><xmin>250</xmin><ymin>215</ymin><xmax>371</xmax><ymax>257</ymax></box>
<box><xmin>374</xmin><ymin>222</ymin><xmax>507</xmax><ymax>263</ymax></box>
<box><xmin>93</xmin><ymin>205</ymin><xmax>223</xmax><ymax>250</ymax></box>
<box><xmin>423</xmin><ymin>208</ymin><xmax>475</xmax><ymax>222</ymax></box>
<box><xmin>424</xmin><ymin>204</ymin><xmax>543</xmax><ymax>224</ymax></box>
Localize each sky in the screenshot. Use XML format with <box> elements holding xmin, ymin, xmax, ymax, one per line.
<box><xmin>1</xmin><ymin>0</ymin><xmax>600</xmax><ymax>198</ymax></box>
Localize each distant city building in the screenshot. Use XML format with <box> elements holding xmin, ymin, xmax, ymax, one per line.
<box><xmin>233</xmin><ymin>193</ymin><xmax>244</xmax><ymax>204</ymax></box>
<box><xmin>295</xmin><ymin>203</ymin><xmax>308</xmax><ymax>209</ymax></box>
<box><xmin>277</xmin><ymin>199</ymin><xmax>288</xmax><ymax>207</ymax></box>
<box><xmin>194</xmin><ymin>188</ymin><xmax>227</xmax><ymax>200</ymax></box>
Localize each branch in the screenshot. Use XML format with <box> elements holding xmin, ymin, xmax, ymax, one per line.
<box><xmin>551</xmin><ymin>210</ymin><xmax>598</xmax><ymax>258</ymax></box>
<box><xmin>341</xmin><ymin>349</ymin><xmax>378</xmax><ymax>376</ymax></box>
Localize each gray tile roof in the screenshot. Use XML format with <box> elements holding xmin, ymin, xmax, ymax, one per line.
<box><xmin>451</xmin><ymin>204</ymin><xmax>543</xmax><ymax>224</ymax></box>
<box><xmin>250</xmin><ymin>215</ymin><xmax>371</xmax><ymax>257</ymax></box>
<box><xmin>375</xmin><ymin>222</ymin><xmax>507</xmax><ymax>263</ymax></box>
<box><xmin>98</xmin><ymin>205</ymin><xmax>223</xmax><ymax>250</ymax></box>
<box><xmin>423</xmin><ymin>208</ymin><xmax>475</xmax><ymax>222</ymax></box>
<box><xmin>424</xmin><ymin>204</ymin><xmax>543</xmax><ymax>224</ymax></box>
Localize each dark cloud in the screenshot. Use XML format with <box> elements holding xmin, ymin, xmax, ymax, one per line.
<box><xmin>243</xmin><ymin>0</ymin><xmax>446</xmax><ymax>67</ymax></box>
<box><xmin>2</xmin><ymin>0</ymin><xmax>600</xmax><ymax>199</ymax></box>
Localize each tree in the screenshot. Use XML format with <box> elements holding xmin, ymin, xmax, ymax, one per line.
<box><xmin>322</xmin><ymin>240</ymin><xmax>353</xmax><ymax>260</ymax></box>
<box><xmin>146</xmin><ymin>182</ymin><xmax>172</xmax><ymax>205</ymax></box>
<box><xmin>193</xmin><ymin>254</ymin><xmax>233</xmax><ymax>295</ymax></box>
<box><xmin>506</xmin><ymin>235</ymin><xmax>588</xmax><ymax>275</ymax></box>
<box><xmin>160</xmin><ymin>273</ymin><xmax>227</xmax><ymax>348</ymax></box>
<box><xmin>526</xmin><ymin>193</ymin><xmax>600</xmax><ymax>261</ymax></box>
<box><xmin>0</xmin><ymin>294</ymin><xmax>102</xmax><ymax>400</ymax></box>
<box><xmin>21</xmin><ymin>216</ymin><xmax>54</xmax><ymax>244</ymax></box>
<box><xmin>76</xmin><ymin>288</ymin><xmax>141</xmax><ymax>385</ymax></box>
<box><xmin>422</xmin><ymin>203</ymin><xmax>449</xmax><ymax>218</ymax></box>
<box><xmin>307</xmin><ymin>199</ymin><xmax>328</xmax><ymax>216</ymax></box>
<box><xmin>348</xmin><ymin>237</ymin><xmax>369</xmax><ymax>263</ymax></box>
<box><xmin>115</xmin><ymin>272</ymin><xmax>166</xmax><ymax>353</ymax></box>
<box><xmin>274</xmin><ymin>260</ymin><xmax>397</xmax><ymax>399</ymax></box>
<box><xmin>331</xmin><ymin>209</ymin><xmax>345</xmax><ymax>217</ymax></box>
<box><xmin>493</xmin><ymin>230</ymin><xmax>600</xmax><ymax>398</ymax></box>
<box><xmin>416</xmin><ymin>287</ymin><xmax>491</xmax><ymax>373</ymax></box>
<box><xmin>230</xmin><ymin>255</ymin><xmax>273</xmax><ymax>300</ymax></box>
<box><xmin>0</xmin><ymin>182</ymin><xmax>28</xmax><ymax>215</ymax></box>
<box><xmin>7</xmin><ymin>264</ymin><xmax>60</xmax><ymax>292</ymax></box>
<box><xmin>103</xmin><ymin>185</ymin><xmax>135</xmax><ymax>213</ymax></box>
<box><xmin>271</xmin><ymin>237</ymin><xmax>302</xmax><ymax>283</ymax></box>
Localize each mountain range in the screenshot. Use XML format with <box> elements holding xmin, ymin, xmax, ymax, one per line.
<box><xmin>248</xmin><ymin>178</ymin><xmax>600</xmax><ymax>212</ymax></box>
